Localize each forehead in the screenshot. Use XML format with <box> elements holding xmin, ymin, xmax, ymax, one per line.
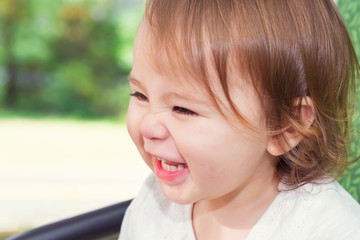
<box><xmin>133</xmin><ymin>19</ymin><xmax>212</xmax><ymax>93</ymax></box>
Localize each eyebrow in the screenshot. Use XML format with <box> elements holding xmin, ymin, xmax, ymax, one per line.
<box><xmin>127</xmin><ymin>73</ymin><xmax>144</xmax><ymax>89</ymax></box>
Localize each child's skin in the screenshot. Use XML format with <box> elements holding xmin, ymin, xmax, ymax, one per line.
<box><xmin>126</xmin><ymin>20</ymin><xmax>312</xmax><ymax>239</ymax></box>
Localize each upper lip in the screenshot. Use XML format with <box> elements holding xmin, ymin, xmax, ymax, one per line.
<box><xmin>154</xmin><ymin>155</ymin><xmax>187</xmax><ymax>165</ymax></box>
<box><xmin>145</xmin><ymin>148</ymin><xmax>187</xmax><ymax>164</ymax></box>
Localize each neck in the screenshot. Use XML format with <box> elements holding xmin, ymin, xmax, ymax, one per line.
<box><xmin>200</xmin><ymin>175</ymin><xmax>279</xmax><ymax>227</ymax></box>
<box><xmin>192</xmin><ymin>170</ymin><xmax>279</xmax><ymax>239</ymax></box>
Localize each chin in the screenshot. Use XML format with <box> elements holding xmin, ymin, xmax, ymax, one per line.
<box><xmin>159</xmin><ymin>182</ymin><xmax>197</xmax><ymax>205</ymax></box>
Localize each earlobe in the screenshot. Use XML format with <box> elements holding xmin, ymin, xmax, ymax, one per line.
<box><xmin>267</xmin><ymin>97</ymin><xmax>315</xmax><ymax>156</ymax></box>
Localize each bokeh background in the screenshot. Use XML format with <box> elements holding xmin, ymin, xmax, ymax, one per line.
<box><xmin>0</xmin><ymin>0</ymin><xmax>150</xmax><ymax>238</ymax></box>
<box><xmin>0</xmin><ymin>0</ymin><xmax>142</xmax><ymax>119</ymax></box>
<box><xmin>0</xmin><ymin>0</ymin><xmax>359</xmax><ymax>238</ymax></box>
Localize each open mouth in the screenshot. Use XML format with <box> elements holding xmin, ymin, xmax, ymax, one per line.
<box><xmin>158</xmin><ymin>157</ymin><xmax>187</xmax><ymax>171</ymax></box>
<box><xmin>154</xmin><ymin>157</ymin><xmax>188</xmax><ymax>182</ymax></box>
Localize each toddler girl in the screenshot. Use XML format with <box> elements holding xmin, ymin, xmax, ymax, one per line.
<box><xmin>120</xmin><ymin>0</ymin><xmax>360</xmax><ymax>239</ymax></box>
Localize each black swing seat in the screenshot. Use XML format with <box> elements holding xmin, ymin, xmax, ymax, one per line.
<box><xmin>6</xmin><ymin>199</ymin><xmax>132</xmax><ymax>240</ymax></box>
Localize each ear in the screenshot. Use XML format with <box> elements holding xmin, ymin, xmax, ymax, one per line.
<box><xmin>267</xmin><ymin>96</ymin><xmax>315</xmax><ymax>156</ymax></box>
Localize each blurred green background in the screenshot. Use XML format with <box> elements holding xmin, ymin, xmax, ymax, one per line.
<box><xmin>0</xmin><ymin>0</ymin><xmax>359</xmax><ymax>238</ymax></box>
<box><xmin>338</xmin><ymin>0</ymin><xmax>360</xmax><ymax>203</ymax></box>
<box><xmin>0</xmin><ymin>0</ymin><xmax>143</xmax><ymax>120</ymax></box>
<box><xmin>0</xmin><ymin>0</ymin><xmax>147</xmax><ymax>238</ymax></box>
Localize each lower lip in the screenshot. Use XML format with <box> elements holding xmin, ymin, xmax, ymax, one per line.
<box><xmin>154</xmin><ymin>157</ymin><xmax>188</xmax><ymax>182</ymax></box>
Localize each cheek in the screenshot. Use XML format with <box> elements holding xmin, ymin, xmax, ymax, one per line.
<box><xmin>173</xmin><ymin>121</ymin><xmax>267</xmax><ymax>178</ymax></box>
<box><xmin>126</xmin><ymin>103</ymin><xmax>145</xmax><ymax>154</ymax></box>
<box><xmin>126</xmin><ymin>103</ymin><xmax>154</xmax><ymax>170</ymax></box>
<box><xmin>172</xmin><ymin>123</ymin><xmax>227</xmax><ymax>174</ymax></box>
<box><xmin>126</xmin><ymin>105</ymin><xmax>138</xmax><ymax>142</ymax></box>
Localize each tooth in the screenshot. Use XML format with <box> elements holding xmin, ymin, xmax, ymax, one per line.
<box><xmin>158</xmin><ymin>157</ymin><xmax>186</xmax><ymax>172</ymax></box>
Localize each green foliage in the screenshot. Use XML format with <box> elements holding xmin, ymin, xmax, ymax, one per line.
<box><xmin>0</xmin><ymin>0</ymin><xmax>143</xmax><ymax>118</ymax></box>
<box><xmin>338</xmin><ymin>0</ymin><xmax>360</xmax><ymax>202</ymax></box>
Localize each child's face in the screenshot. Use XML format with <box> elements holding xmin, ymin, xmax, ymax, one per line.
<box><xmin>127</xmin><ymin>21</ymin><xmax>278</xmax><ymax>205</ymax></box>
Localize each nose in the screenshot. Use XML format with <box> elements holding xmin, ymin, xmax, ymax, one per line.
<box><xmin>139</xmin><ymin>111</ymin><xmax>169</xmax><ymax>140</ymax></box>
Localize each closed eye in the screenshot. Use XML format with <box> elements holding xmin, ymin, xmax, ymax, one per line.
<box><xmin>173</xmin><ymin>106</ymin><xmax>198</xmax><ymax>116</ymax></box>
<box><xmin>130</xmin><ymin>91</ymin><xmax>148</xmax><ymax>101</ymax></box>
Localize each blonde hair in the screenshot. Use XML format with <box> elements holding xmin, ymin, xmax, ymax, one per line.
<box><xmin>142</xmin><ymin>0</ymin><xmax>359</xmax><ymax>187</ymax></box>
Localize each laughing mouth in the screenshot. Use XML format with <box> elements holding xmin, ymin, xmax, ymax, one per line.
<box><xmin>157</xmin><ymin>157</ymin><xmax>187</xmax><ymax>172</ymax></box>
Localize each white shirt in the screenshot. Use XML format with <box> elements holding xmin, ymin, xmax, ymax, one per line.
<box><xmin>119</xmin><ymin>173</ymin><xmax>360</xmax><ymax>240</ymax></box>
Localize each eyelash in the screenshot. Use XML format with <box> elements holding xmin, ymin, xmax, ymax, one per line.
<box><xmin>173</xmin><ymin>106</ymin><xmax>198</xmax><ymax>116</ymax></box>
<box><xmin>130</xmin><ymin>92</ymin><xmax>148</xmax><ymax>101</ymax></box>
<box><xmin>130</xmin><ymin>91</ymin><xmax>198</xmax><ymax>116</ymax></box>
